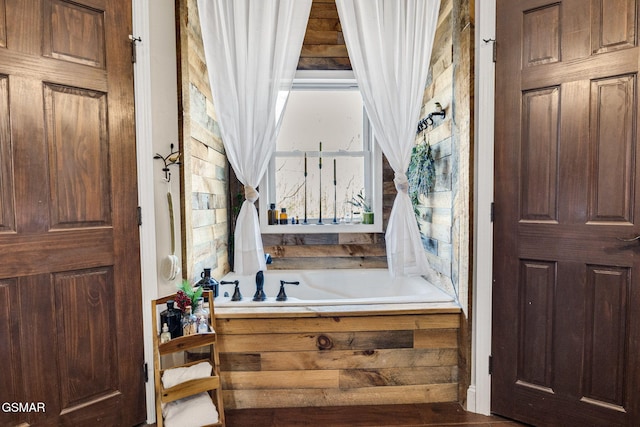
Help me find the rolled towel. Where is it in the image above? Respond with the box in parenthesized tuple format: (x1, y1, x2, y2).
(162, 361, 212, 389)
(162, 392, 218, 427)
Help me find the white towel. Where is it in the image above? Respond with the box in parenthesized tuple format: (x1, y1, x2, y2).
(162, 361, 212, 389)
(162, 392, 218, 427)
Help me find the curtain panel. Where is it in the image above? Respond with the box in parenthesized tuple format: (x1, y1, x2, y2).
(335, 0, 441, 276)
(197, 0, 311, 274)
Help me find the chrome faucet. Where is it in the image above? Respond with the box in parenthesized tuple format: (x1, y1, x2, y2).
(253, 271, 267, 301)
(276, 280, 299, 301)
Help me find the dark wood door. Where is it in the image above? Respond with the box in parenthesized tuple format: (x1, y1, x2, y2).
(0, 0, 145, 425)
(493, 1, 640, 425)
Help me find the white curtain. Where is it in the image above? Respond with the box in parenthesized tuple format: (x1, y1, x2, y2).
(197, 0, 311, 274)
(335, 0, 441, 276)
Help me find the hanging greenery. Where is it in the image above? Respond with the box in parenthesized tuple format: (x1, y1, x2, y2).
(407, 139, 436, 214)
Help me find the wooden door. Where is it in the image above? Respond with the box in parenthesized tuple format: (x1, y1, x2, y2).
(493, 1, 640, 425)
(0, 0, 145, 425)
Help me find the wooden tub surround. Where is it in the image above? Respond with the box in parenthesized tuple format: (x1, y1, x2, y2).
(215, 304, 461, 409)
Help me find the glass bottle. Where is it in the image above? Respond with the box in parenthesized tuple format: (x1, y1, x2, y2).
(196, 268, 219, 297)
(268, 203, 277, 225)
(181, 306, 197, 336)
(197, 316, 209, 334)
(279, 208, 288, 224)
(160, 300, 183, 338)
(193, 296, 209, 327)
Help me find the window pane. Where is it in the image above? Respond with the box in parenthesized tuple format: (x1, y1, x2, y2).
(277, 90, 363, 152)
(275, 155, 365, 223)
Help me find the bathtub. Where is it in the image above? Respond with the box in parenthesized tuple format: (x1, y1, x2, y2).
(212, 268, 461, 409)
(215, 268, 455, 308)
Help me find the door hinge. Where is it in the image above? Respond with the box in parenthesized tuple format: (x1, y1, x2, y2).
(143, 362, 149, 383)
(129, 35, 142, 63)
(490, 202, 495, 222)
(488, 355, 493, 375)
(483, 38, 497, 63)
(137, 206, 142, 226)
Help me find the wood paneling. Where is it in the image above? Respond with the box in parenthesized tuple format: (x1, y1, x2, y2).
(0, 74, 14, 232)
(591, 0, 636, 54)
(589, 75, 635, 222)
(177, 0, 230, 282)
(217, 311, 460, 409)
(517, 260, 556, 390)
(0, 280, 20, 426)
(44, 84, 110, 228)
(521, 88, 559, 221)
(522, 4, 560, 67)
(298, 0, 351, 70)
(583, 265, 629, 408)
(0, 0, 5, 48)
(54, 268, 118, 409)
(43, 0, 106, 68)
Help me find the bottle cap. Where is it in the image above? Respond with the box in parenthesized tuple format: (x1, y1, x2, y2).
(162, 323, 169, 332)
(270, 203, 276, 209)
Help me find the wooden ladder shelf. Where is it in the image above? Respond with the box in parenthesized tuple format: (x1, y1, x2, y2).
(151, 290, 225, 427)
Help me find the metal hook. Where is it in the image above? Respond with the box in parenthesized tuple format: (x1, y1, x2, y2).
(154, 143, 181, 182)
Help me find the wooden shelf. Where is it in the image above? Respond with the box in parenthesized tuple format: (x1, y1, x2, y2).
(158, 331, 217, 356)
(152, 290, 225, 427)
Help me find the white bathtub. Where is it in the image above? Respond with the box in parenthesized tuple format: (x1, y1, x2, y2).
(215, 268, 455, 307)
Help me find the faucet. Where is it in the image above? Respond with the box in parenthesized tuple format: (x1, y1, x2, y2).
(220, 280, 241, 301)
(253, 271, 267, 301)
(276, 280, 299, 301)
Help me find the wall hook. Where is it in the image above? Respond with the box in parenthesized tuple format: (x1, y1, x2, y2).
(416, 102, 446, 135)
(154, 143, 181, 182)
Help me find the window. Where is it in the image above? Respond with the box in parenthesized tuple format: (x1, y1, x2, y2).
(259, 71, 382, 233)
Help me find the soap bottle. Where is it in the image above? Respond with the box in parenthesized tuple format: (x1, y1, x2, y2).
(268, 203, 277, 225)
(279, 208, 288, 224)
(160, 323, 171, 343)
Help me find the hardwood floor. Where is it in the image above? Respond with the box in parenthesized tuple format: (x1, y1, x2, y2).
(224, 402, 528, 427)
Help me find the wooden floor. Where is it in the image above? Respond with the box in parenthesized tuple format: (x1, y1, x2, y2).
(223, 402, 528, 427)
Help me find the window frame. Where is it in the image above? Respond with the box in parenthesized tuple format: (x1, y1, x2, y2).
(259, 70, 383, 234)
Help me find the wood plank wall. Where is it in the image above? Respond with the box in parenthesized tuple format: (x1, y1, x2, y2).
(298, 0, 351, 70)
(176, 0, 230, 283)
(177, 0, 474, 407)
(216, 311, 461, 409)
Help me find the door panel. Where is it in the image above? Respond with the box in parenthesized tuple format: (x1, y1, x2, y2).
(0, 0, 144, 425)
(494, 1, 640, 425)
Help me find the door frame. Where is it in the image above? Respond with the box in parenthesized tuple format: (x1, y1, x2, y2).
(132, 0, 158, 422)
(467, 0, 495, 416)
(132, 0, 499, 421)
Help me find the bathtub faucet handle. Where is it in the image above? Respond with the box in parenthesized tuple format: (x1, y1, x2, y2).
(253, 271, 267, 301)
(220, 280, 242, 301)
(276, 280, 299, 301)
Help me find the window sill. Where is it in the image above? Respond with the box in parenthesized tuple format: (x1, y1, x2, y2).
(260, 223, 382, 234)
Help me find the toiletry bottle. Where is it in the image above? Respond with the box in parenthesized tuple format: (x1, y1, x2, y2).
(268, 203, 277, 225)
(197, 316, 208, 334)
(279, 208, 288, 224)
(160, 323, 172, 343)
(161, 299, 183, 338)
(182, 306, 197, 336)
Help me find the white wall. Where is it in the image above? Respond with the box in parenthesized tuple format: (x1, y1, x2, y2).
(133, 0, 181, 422)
